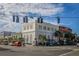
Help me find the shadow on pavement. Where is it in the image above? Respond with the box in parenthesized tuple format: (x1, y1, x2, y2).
(0, 47, 10, 51)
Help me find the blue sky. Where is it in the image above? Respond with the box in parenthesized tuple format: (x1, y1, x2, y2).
(43, 4, 79, 35)
(0, 3, 79, 35)
(57, 4, 79, 35)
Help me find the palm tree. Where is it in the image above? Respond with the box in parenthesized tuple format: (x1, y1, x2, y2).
(64, 32, 76, 45)
(39, 35, 47, 45)
(54, 30, 64, 45)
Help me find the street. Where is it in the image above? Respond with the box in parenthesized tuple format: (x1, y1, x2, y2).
(0, 45, 79, 56)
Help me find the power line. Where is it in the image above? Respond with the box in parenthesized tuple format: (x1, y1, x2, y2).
(50, 16, 79, 18)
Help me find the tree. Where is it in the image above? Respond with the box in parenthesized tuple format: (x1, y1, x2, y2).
(54, 30, 64, 45)
(64, 32, 76, 45)
(54, 31, 63, 37)
(39, 35, 47, 45)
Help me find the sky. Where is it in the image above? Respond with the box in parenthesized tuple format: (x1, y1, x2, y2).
(0, 3, 79, 35)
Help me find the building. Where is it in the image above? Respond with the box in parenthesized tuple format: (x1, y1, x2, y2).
(0, 31, 13, 38)
(59, 26, 72, 33)
(22, 17, 59, 45)
(0, 31, 22, 39)
(12, 32, 22, 39)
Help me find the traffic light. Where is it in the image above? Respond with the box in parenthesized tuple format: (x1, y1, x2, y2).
(16, 16, 19, 23)
(13, 15, 19, 23)
(37, 17, 43, 23)
(57, 16, 60, 24)
(13, 15, 15, 22)
(23, 16, 28, 23)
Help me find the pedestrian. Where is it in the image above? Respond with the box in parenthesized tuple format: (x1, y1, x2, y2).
(23, 42, 25, 47)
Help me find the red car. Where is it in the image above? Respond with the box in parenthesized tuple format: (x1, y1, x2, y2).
(15, 41, 22, 46)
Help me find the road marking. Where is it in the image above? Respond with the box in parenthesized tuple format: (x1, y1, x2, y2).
(59, 51, 73, 56)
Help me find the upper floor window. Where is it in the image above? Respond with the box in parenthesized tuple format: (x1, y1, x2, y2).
(47, 27, 50, 31)
(43, 26, 46, 30)
(39, 25, 42, 30)
(27, 25, 29, 30)
(30, 25, 33, 29)
(51, 28, 54, 31)
(24, 26, 26, 30)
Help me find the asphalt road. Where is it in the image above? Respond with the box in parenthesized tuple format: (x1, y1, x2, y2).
(0, 45, 79, 56)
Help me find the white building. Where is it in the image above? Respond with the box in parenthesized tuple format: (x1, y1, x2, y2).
(22, 17, 59, 45)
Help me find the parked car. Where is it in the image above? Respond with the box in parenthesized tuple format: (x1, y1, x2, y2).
(46, 39, 58, 46)
(11, 41, 16, 46)
(9, 42, 13, 46)
(3, 40, 8, 45)
(9, 41, 22, 46)
(15, 41, 22, 46)
(9, 42, 15, 46)
(77, 43, 79, 47)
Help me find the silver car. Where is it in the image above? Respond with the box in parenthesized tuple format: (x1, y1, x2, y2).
(77, 43, 79, 47)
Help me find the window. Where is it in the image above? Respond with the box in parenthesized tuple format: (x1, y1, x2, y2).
(51, 28, 53, 31)
(43, 26, 46, 30)
(39, 25, 42, 30)
(53, 28, 57, 32)
(27, 25, 29, 30)
(30, 34, 32, 40)
(30, 25, 33, 29)
(28, 34, 32, 44)
(47, 27, 50, 31)
(24, 26, 26, 30)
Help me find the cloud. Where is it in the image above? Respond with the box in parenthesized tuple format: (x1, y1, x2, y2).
(0, 3, 64, 32)
(0, 3, 64, 16)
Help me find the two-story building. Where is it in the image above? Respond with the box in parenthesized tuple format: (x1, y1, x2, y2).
(22, 17, 59, 45)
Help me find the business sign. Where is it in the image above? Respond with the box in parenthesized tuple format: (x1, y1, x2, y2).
(59, 26, 72, 32)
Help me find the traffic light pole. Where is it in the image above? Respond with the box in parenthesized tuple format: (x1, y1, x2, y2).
(57, 16, 60, 45)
